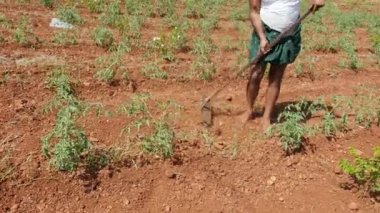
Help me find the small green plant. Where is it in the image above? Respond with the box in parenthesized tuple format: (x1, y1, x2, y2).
(13, 16, 39, 47)
(276, 112, 308, 154)
(142, 121, 174, 159)
(84, 0, 107, 13)
(0, 13, 11, 28)
(229, 5, 248, 21)
(321, 111, 338, 139)
(0, 35, 5, 44)
(201, 130, 214, 150)
(168, 26, 188, 51)
(370, 33, 380, 63)
(156, 0, 176, 17)
(333, 11, 364, 33)
(337, 113, 350, 132)
(16, 0, 30, 4)
(191, 36, 215, 57)
(183, 0, 225, 18)
(184, 0, 202, 18)
(94, 45, 126, 83)
(353, 87, 380, 128)
(140, 63, 168, 79)
(313, 36, 339, 53)
(119, 93, 150, 116)
(124, 15, 144, 39)
(0, 72, 9, 86)
(0, 148, 16, 183)
(339, 35, 360, 70)
(198, 15, 219, 35)
(52, 30, 77, 45)
(42, 68, 91, 171)
(92, 26, 114, 49)
(40, 0, 55, 8)
(340, 147, 380, 196)
(57, 7, 84, 25)
(271, 99, 324, 154)
(147, 35, 175, 62)
(229, 141, 239, 159)
(294, 60, 303, 77)
(183, 0, 210, 18)
(100, 0, 121, 27)
(190, 57, 216, 81)
(95, 67, 115, 83)
(125, 0, 153, 16)
(42, 105, 91, 171)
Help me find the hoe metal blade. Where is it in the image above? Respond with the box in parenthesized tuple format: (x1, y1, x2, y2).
(201, 99, 213, 126)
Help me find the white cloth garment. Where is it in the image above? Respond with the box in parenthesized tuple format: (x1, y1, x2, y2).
(260, 0, 300, 32)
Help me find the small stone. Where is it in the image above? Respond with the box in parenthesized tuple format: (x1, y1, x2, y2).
(128, 81, 137, 92)
(165, 170, 176, 179)
(10, 204, 19, 213)
(226, 95, 233, 101)
(14, 100, 25, 112)
(89, 137, 99, 142)
(279, 197, 284, 202)
(165, 205, 171, 212)
(83, 82, 90, 87)
(36, 203, 45, 211)
(124, 199, 130, 205)
(348, 202, 359, 211)
(214, 128, 222, 136)
(334, 166, 342, 175)
(267, 176, 276, 186)
(351, 187, 359, 193)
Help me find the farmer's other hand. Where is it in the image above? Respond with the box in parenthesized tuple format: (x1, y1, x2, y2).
(260, 39, 270, 54)
(310, 0, 325, 13)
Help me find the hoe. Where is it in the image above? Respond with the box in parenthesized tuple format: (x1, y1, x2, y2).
(200, 7, 314, 126)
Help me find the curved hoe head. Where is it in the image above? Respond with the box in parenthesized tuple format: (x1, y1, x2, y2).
(200, 99, 213, 126)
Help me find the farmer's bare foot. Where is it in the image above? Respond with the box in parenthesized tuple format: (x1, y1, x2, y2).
(262, 118, 271, 131)
(240, 110, 253, 124)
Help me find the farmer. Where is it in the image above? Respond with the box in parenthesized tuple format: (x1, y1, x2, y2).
(244, 0, 325, 130)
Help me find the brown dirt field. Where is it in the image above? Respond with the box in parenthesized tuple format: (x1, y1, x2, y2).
(1, 1, 380, 213)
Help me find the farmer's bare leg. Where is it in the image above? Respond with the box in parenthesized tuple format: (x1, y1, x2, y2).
(262, 64, 287, 130)
(242, 63, 267, 122)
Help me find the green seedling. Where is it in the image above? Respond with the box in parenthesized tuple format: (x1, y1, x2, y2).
(13, 16, 39, 47)
(156, 0, 176, 17)
(142, 121, 174, 159)
(40, 0, 55, 8)
(101, 0, 121, 27)
(119, 93, 151, 116)
(94, 45, 126, 83)
(84, 0, 107, 13)
(322, 111, 338, 139)
(140, 63, 168, 79)
(52, 30, 77, 45)
(57, 7, 84, 25)
(42, 68, 90, 172)
(0, 13, 11, 28)
(340, 147, 380, 195)
(92, 26, 114, 49)
(201, 130, 214, 150)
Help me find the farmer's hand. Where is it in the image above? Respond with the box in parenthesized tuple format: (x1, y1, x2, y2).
(260, 38, 270, 54)
(310, 0, 325, 13)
